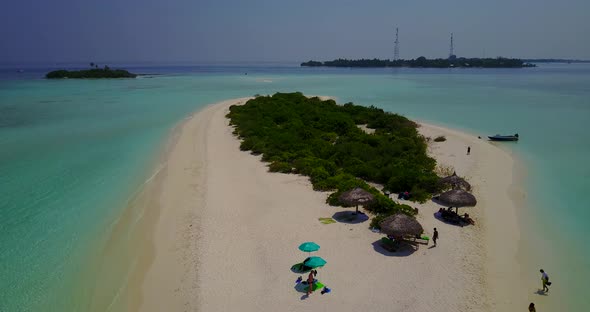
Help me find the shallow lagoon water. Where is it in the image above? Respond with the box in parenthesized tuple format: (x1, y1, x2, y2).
(0, 64, 588, 311)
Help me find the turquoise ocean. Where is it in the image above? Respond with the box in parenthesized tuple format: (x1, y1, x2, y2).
(0, 64, 588, 311)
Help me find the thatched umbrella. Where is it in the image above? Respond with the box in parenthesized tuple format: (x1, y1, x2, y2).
(438, 171, 471, 191)
(379, 213, 424, 238)
(438, 189, 477, 213)
(338, 187, 375, 214)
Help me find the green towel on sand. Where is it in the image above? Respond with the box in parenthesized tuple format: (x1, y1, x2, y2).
(304, 281, 325, 292)
(319, 218, 336, 224)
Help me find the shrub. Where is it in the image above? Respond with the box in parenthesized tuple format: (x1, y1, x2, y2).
(269, 162, 292, 173)
(310, 167, 330, 184)
(227, 92, 440, 213)
(370, 213, 390, 229)
(240, 138, 255, 151)
(434, 135, 446, 142)
(45, 68, 136, 79)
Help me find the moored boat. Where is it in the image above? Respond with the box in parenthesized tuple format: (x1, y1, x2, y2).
(488, 133, 519, 141)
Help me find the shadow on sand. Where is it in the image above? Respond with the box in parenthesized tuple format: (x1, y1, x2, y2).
(332, 211, 369, 224)
(433, 212, 468, 227)
(290, 263, 312, 274)
(371, 240, 416, 257)
(294, 280, 323, 294)
(534, 290, 549, 296)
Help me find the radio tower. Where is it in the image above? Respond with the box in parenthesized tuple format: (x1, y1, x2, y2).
(393, 27, 400, 61)
(449, 33, 454, 59)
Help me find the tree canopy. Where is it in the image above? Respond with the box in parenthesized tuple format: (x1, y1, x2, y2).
(227, 92, 442, 216)
(301, 57, 535, 68)
(46, 67, 137, 79)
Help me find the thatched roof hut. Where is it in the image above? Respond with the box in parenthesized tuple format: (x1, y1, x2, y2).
(379, 213, 424, 238)
(438, 172, 471, 191)
(338, 187, 375, 214)
(438, 189, 477, 208)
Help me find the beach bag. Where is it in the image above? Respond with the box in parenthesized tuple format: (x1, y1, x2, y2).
(543, 275, 551, 286)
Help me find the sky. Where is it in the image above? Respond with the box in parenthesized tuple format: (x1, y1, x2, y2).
(1, 0, 589, 65)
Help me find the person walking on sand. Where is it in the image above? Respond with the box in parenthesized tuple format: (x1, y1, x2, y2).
(433, 228, 439, 247)
(540, 269, 550, 292)
(467, 146, 471, 155)
(528, 302, 536, 312)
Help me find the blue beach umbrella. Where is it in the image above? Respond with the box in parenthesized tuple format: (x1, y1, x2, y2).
(298, 242, 320, 253)
(303, 256, 327, 268)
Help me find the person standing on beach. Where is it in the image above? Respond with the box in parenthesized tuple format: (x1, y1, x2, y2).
(433, 228, 439, 247)
(540, 269, 550, 292)
(306, 270, 315, 295)
(467, 146, 471, 155)
(528, 302, 536, 312)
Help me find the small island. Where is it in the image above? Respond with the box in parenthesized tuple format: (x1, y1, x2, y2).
(46, 63, 137, 79)
(301, 57, 535, 68)
(523, 58, 590, 63)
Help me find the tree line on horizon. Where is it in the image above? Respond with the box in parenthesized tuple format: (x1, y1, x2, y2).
(301, 57, 535, 68)
(46, 63, 137, 79)
(522, 58, 590, 63)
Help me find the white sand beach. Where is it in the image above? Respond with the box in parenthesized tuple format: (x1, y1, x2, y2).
(137, 98, 527, 312)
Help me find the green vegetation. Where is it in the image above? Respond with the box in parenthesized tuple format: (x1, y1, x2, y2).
(523, 58, 590, 63)
(301, 57, 535, 68)
(434, 136, 446, 142)
(46, 65, 137, 79)
(227, 92, 442, 218)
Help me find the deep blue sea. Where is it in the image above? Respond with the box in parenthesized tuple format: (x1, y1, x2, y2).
(1, 63, 588, 311)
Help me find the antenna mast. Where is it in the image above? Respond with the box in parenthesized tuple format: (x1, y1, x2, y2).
(393, 27, 400, 61)
(449, 33, 454, 58)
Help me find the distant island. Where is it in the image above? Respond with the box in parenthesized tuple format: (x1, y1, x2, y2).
(523, 58, 590, 63)
(46, 63, 137, 79)
(301, 57, 535, 68)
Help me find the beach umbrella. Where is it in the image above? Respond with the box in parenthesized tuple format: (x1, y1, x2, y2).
(338, 187, 375, 214)
(438, 189, 477, 207)
(378, 213, 424, 239)
(303, 256, 327, 268)
(437, 189, 477, 213)
(438, 171, 471, 191)
(298, 242, 320, 254)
